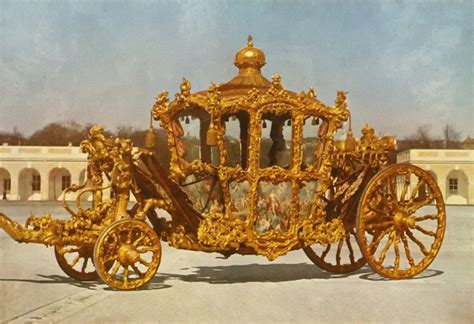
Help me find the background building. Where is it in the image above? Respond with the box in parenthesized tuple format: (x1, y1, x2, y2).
(0, 145, 87, 201)
(397, 149, 474, 205)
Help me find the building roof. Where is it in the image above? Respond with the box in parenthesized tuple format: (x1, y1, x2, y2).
(463, 136, 474, 145)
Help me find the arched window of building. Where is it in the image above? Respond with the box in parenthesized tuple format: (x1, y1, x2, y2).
(19, 168, 41, 201)
(48, 168, 72, 200)
(0, 168, 11, 199)
(445, 169, 469, 204)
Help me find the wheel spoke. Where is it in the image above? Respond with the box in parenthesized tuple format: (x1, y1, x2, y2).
(388, 177, 397, 199)
(70, 254, 81, 268)
(131, 264, 144, 277)
(365, 220, 393, 231)
(346, 235, 355, 264)
(399, 173, 410, 202)
(400, 232, 415, 267)
(394, 236, 400, 271)
(81, 257, 89, 273)
(62, 247, 80, 254)
(408, 195, 435, 213)
(409, 178, 425, 202)
(414, 225, 436, 237)
(133, 234, 146, 247)
(415, 214, 438, 221)
(138, 257, 151, 267)
(406, 229, 429, 256)
(123, 267, 129, 284)
(109, 232, 119, 244)
(320, 244, 331, 261)
(336, 239, 343, 266)
(369, 227, 392, 253)
(367, 205, 388, 217)
(136, 246, 160, 253)
(104, 255, 118, 264)
(378, 232, 395, 264)
(110, 261, 121, 277)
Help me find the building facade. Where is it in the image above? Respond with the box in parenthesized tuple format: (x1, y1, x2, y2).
(0, 145, 87, 201)
(397, 149, 474, 205)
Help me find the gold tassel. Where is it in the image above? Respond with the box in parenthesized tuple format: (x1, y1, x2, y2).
(345, 129, 356, 152)
(145, 127, 156, 150)
(206, 124, 218, 146)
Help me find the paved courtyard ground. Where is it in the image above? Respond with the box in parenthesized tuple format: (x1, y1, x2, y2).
(0, 202, 472, 323)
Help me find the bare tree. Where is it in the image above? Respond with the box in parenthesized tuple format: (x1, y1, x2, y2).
(0, 127, 26, 145)
(442, 123, 461, 149)
(404, 124, 436, 149)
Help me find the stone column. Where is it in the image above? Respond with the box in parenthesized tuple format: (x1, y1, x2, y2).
(40, 169, 49, 200)
(9, 169, 19, 200)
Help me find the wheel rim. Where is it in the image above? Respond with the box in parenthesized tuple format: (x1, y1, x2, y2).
(356, 164, 446, 279)
(55, 244, 99, 281)
(94, 219, 161, 290)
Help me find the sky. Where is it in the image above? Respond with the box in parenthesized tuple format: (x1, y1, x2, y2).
(0, 0, 472, 139)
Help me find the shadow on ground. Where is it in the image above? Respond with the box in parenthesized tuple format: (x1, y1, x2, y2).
(144, 263, 372, 289)
(0, 264, 443, 291)
(0, 274, 101, 290)
(359, 268, 443, 281)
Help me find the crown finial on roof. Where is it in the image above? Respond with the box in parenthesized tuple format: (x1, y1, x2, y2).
(247, 35, 253, 47)
(234, 35, 266, 71)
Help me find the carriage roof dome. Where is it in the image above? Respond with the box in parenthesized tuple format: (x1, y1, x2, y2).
(213, 35, 273, 94)
(234, 35, 266, 70)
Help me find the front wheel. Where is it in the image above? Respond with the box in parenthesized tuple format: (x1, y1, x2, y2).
(94, 219, 161, 290)
(356, 164, 446, 279)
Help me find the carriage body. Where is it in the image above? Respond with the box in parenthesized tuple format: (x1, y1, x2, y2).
(0, 37, 446, 290)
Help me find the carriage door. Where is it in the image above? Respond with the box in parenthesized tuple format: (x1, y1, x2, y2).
(255, 113, 293, 233)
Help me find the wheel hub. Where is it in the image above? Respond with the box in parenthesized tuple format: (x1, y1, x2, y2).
(393, 210, 415, 231)
(117, 244, 139, 266)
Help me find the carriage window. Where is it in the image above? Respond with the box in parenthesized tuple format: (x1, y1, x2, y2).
(302, 116, 327, 170)
(259, 114, 292, 168)
(181, 174, 224, 213)
(255, 181, 292, 233)
(298, 180, 319, 220)
(222, 112, 249, 169)
(229, 180, 249, 220)
(173, 109, 212, 166)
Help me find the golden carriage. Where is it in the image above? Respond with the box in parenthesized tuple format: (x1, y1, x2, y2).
(0, 37, 446, 290)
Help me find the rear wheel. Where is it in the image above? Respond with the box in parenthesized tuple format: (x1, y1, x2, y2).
(356, 164, 446, 279)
